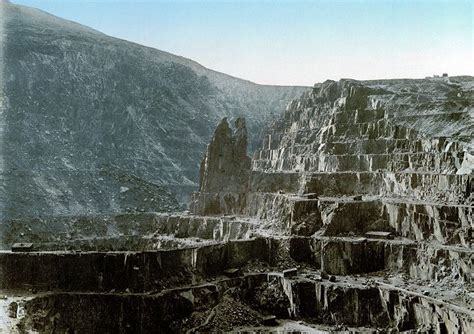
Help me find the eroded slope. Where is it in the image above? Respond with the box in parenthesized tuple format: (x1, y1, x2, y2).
(1, 2, 307, 220)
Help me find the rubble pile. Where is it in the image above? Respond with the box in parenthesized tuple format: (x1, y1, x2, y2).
(0, 78, 472, 333)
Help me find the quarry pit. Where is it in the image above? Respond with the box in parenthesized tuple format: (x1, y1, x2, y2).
(1, 79, 473, 333)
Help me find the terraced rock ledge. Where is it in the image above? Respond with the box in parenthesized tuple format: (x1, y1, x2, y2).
(1, 78, 473, 333)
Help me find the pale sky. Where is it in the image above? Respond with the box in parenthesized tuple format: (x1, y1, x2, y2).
(13, 0, 474, 86)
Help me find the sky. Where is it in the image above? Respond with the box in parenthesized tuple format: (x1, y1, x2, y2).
(12, 0, 474, 86)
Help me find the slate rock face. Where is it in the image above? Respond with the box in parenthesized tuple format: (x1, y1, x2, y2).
(199, 117, 251, 193)
(1, 75, 473, 332)
(191, 77, 473, 241)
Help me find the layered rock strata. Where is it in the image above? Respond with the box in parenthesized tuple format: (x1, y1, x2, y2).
(183, 77, 473, 332)
(1, 77, 473, 333)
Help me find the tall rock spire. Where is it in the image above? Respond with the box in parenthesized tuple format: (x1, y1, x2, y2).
(198, 117, 251, 193)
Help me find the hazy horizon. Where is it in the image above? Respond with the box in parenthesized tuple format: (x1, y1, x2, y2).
(12, 0, 474, 86)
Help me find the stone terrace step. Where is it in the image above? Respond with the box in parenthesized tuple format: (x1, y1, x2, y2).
(259, 120, 419, 149)
(328, 108, 386, 124)
(322, 138, 463, 155)
(3, 213, 256, 246)
(0, 238, 272, 293)
(243, 192, 472, 243)
(322, 119, 419, 142)
(191, 189, 472, 245)
(250, 169, 467, 200)
(301, 171, 469, 204)
(249, 170, 301, 193)
(272, 138, 464, 156)
(284, 274, 473, 332)
(255, 145, 464, 162)
(3, 234, 471, 295)
(7, 271, 474, 333)
(318, 152, 462, 173)
(289, 236, 472, 283)
(253, 151, 464, 173)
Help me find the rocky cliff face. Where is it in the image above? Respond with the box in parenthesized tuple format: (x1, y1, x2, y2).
(248, 78, 473, 246)
(2, 77, 473, 333)
(191, 117, 251, 214)
(0, 2, 307, 220)
(198, 117, 251, 193)
(192, 77, 473, 233)
(175, 77, 474, 332)
(1, 2, 473, 332)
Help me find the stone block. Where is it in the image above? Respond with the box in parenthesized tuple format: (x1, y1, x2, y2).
(262, 315, 277, 326)
(223, 268, 241, 278)
(11, 243, 34, 252)
(283, 268, 298, 278)
(365, 231, 393, 240)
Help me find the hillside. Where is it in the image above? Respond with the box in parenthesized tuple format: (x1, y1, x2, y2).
(0, 2, 307, 219)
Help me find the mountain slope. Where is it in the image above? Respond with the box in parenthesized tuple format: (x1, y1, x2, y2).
(0, 2, 307, 219)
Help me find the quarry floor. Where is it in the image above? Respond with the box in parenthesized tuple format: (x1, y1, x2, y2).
(0, 228, 472, 333)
